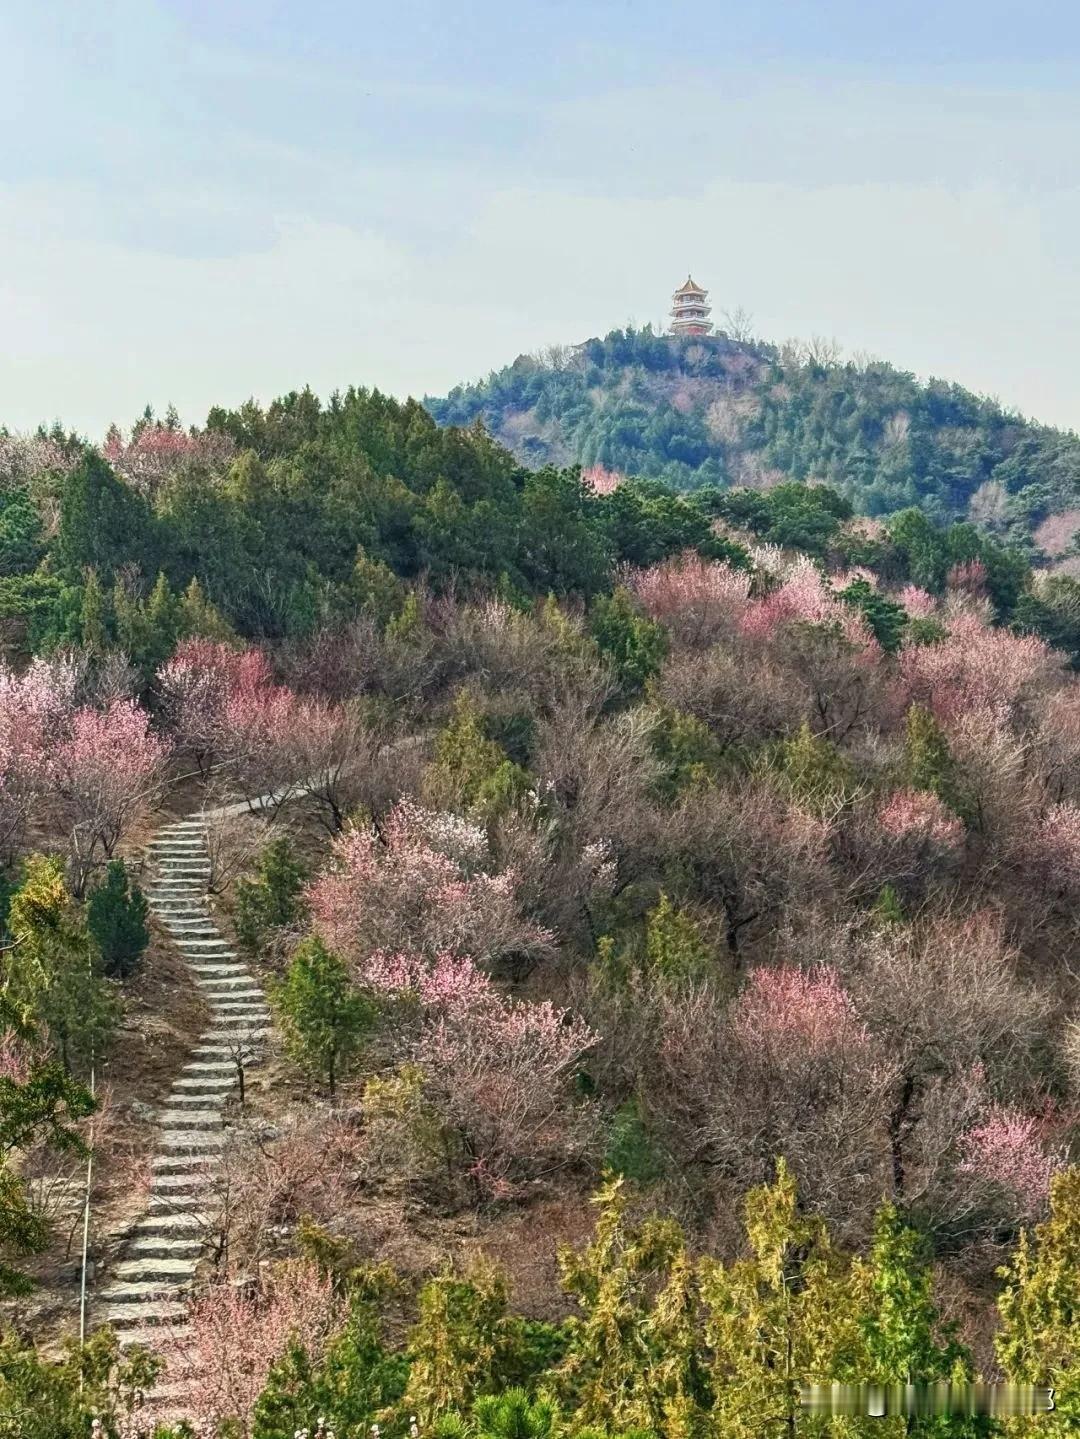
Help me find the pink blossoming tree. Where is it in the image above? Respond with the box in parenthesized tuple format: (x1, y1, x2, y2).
(628, 552, 751, 647)
(843, 787, 965, 907)
(163, 1258, 340, 1437)
(959, 1104, 1062, 1219)
(731, 964, 867, 1057)
(308, 799, 553, 971)
(581, 463, 625, 496)
(1017, 802, 1080, 901)
(899, 614, 1059, 727)
(102, 420, 235, 496)
(52, 698, 171, 895)
(0, 657, 79, 860)
(357, 946, 596, 1195)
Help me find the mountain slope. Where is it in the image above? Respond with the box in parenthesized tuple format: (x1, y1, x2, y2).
(426, 327, 1080, 557)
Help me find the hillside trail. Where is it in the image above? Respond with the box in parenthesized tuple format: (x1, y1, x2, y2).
(95, 794, 282, 1419)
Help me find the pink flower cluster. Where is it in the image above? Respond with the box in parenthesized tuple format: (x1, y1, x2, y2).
(732, 964, 867, 1056)
(102, 421, 235, 492)
(897, 584, 937, 620)
(581, 463, 625, 495)
(876, 788, 964, 850)
(629, 553, 751, 643)
(0, 1029, 31, 1085)
(959, 1104, 1061, 1217)
(899, 614, 1058, 726)
(356, 944, 596, 1193)
(53, 698, 171, 885)
(166, 1259, 339, 1435)
(358, 949, 497, 1012)
(739, 556, 879, 657)
(158, 639, 274, 758)
(0, 432, 80, 485)
(0, 659, 168, 869)
(309, 799, 553, 968)
(946, 559, 989, 597)
(158, 637, 308, 795)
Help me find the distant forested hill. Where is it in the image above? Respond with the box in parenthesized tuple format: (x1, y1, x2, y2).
(427, 326, 1080, 557)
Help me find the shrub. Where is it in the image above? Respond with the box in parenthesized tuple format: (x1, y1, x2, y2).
(86, 860, 149, 979)
(269, 937, 373, 1097)
(234, 836, 308, 959)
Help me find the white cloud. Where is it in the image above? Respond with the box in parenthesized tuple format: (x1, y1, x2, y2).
(3, 62, 1080, 435)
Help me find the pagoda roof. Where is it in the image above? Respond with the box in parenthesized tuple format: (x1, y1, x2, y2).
(674, 275, 707, 296)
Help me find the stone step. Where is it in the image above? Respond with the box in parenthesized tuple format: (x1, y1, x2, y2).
(201, 1026, 269, 1042)
(102, 1279, 192, 1303)
(105, 1300, 189, 1328)
(115, 1324, 189, 1353)
(157, 1132, 227, 1152)
(157, 1110, 225, 1129)
(127, 1233, 203, 1254)
(198, 981, 261, 997)
(148, 1171, 215, 1193)
(172, 1075, 235, 1091)
(113, 1256, 199, 1284)
(148, 1195, 210, 1215)
(137, 1210, 209, 1232)
(173, 936, 233, 948)
(162, 1090, 229, 1108)
(151, 1149, 220, 1172)
(162, 1091, 229, 1110)
(140, 1206, 208, 1227)
(180, 1059, 238, 1074)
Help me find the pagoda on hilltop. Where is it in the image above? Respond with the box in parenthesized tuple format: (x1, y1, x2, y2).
(669, 275, 713, 336)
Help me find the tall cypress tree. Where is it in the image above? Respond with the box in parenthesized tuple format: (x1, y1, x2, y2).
(56, 451, 156, 581)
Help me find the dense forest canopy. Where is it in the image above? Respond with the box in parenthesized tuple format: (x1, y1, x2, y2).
(3, 376, 1080, 1435)
(426, 326, 1080, 554)
(3, 375, 1080, 668)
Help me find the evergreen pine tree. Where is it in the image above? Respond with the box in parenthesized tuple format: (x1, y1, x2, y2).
(269, 937, 372, 1096)
(78, 569, 110, 654)
(86, 861, 150, 980)
(644, 893, 712, 981)
(234, 837, 308, 958)
(5, 857, 117, 1078)
(176, 576, 234, 641)
(996, 1168, 1080, 1434)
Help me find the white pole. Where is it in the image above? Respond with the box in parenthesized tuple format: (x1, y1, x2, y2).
(79, 998, 96, 1352)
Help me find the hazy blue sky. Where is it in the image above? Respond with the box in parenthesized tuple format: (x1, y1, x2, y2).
(4, 0, 1080, 435)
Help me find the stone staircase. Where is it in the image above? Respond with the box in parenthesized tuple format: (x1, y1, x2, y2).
(99, 815, 272, 1405)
